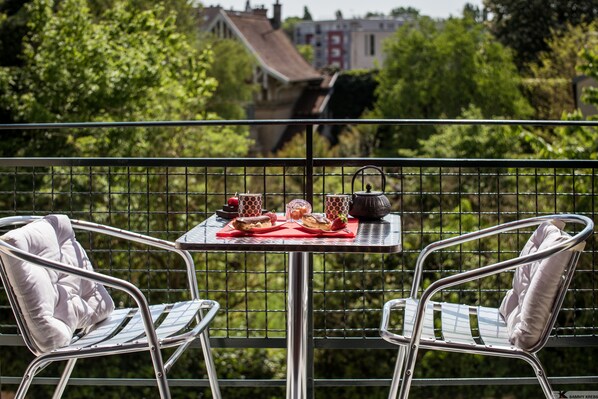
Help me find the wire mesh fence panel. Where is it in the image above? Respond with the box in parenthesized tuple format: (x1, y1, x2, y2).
(0, 159, 596, 342)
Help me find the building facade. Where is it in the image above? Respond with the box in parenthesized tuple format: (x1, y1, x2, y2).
(294, 17, 406, 70)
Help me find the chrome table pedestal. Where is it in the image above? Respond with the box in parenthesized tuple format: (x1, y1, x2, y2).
(287, 252, 309, 398)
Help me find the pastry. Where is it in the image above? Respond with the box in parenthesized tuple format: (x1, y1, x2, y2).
(286, 199, 312, 220)
(301, 213, 332, 231)
(232, 215, 272, 231)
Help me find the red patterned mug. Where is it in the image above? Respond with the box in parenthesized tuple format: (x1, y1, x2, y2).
(325, 194, 351, 220)
(238, 193, 262, 217)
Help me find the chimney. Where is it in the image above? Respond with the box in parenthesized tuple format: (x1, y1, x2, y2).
(252, 6, 268, 17)
(272, 0, 282, 29)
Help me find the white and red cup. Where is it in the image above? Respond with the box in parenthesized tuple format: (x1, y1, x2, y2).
(325, 194, 351, 220)
(238, 193, 263, 217)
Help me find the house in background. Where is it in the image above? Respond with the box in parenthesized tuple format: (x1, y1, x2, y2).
(201, 1, 337, 153)
(294, 16, 406, 70)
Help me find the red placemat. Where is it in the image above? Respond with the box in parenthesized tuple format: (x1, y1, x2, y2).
(216, 217, 358, 238)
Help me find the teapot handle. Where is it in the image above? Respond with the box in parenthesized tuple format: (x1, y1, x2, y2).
(351, 165, 386, 194)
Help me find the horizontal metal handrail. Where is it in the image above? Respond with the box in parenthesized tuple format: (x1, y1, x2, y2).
(1, 117, 598, 130)
(0, 157, 597, 168)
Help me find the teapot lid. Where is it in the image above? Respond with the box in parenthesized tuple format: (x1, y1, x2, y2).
(351, 166, 387, 196)
(354, 184, 384, 196)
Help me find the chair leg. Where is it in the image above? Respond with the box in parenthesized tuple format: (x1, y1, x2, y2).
(397, 343, 419, 399)
(148, 347, 171, 399)
(15, 358, 51, 399)
(199, 329, 222, 399)
(522, 353, 554, 399)
(388, 346, 407, 399)
(52, 359, 77, 399)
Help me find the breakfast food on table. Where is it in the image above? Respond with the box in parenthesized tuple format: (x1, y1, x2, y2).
(286, 199, 312, 220)
(232, 215, 272, 231)
(330, 214, 348, 231)
(216, 193, 240, 219)
(325, 194, 351, 220)
(301, 213, 332, 231)
(227, 194, 239, 208)
(264, 211, 278, 223)
(238, 193, 263, 217)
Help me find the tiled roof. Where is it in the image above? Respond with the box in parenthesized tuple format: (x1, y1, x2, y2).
(292, 72, 338, 116)
(223, 11, 322, 83)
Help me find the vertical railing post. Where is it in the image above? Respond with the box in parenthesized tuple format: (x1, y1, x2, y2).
(305, 124, 314, 398)
(305, 124, 314, 205)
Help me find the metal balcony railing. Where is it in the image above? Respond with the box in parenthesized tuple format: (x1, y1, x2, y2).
(0, 119, 596, 396)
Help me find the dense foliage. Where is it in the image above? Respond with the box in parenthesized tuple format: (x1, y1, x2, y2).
(0, 0, 29, 68)
(523, 22, 597, 120)
(522, 24, 598, 160)
(372, 14, 531, 155)
(0, 0, 252, 158)
(483, 0, 598, 67)
(329, 70, 378, 120)
(203, 38, 256, 120)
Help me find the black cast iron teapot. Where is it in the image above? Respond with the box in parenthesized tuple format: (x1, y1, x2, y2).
(349, 165, 391, 219)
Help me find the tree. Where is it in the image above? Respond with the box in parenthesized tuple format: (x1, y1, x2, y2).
(282, 16, 301, 41)
(372, 15, 531, 155)
(579, 49, 598, 107)
(0, 0, 30, 67)
(462, 3, 483, 22)
(202, 38, 257, 120)
(0, 0, 201, 69)
(0, 0, 220, 126)
(335, 9, 343, 20)
(296, 44, 314, 64)
(414, 105, 528, 158)
(523, 22, 598, 120)
(89, 0, 201, 32)
(302, 6, 312, 21)
(389, 6, 419, 19)
(525, 46, 598, 160)
(483, 0, 598, 67)
(0, 0, 252, 158)
(329, 70, 378, 119)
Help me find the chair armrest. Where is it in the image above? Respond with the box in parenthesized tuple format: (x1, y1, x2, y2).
(0, 243, 163, 354)
(0, 242, 150, 303)
(381, 248, 560, 343)
(70, 219, 200, 300)
(410, 214, 592, 297)
(411, 214, 592, 331)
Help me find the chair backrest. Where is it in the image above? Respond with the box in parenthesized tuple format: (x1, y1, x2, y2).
(499, 216, 592, 352)
(0, 215, 114, 355)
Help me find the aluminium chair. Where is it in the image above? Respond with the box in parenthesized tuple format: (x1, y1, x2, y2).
(0, 214, 221, 399)
(380, 214, 593, 399)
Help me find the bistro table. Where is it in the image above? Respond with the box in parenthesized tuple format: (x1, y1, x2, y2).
(175, 213, 402, 399)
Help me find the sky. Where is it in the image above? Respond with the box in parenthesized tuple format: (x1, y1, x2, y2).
(204, 0, 484, 20)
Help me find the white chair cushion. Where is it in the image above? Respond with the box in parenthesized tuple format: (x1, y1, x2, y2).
(0, 215, 114, 352)
(499, 220, 578, 350)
